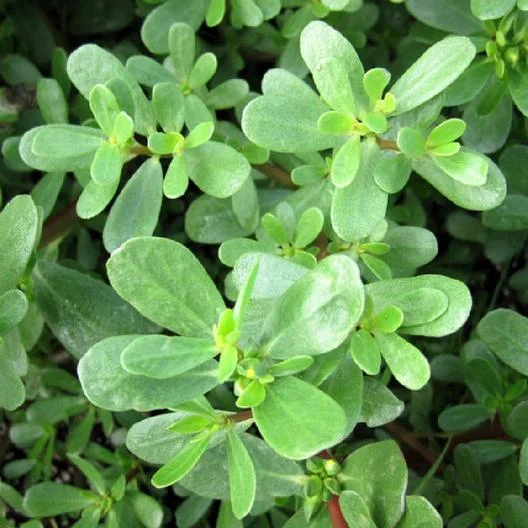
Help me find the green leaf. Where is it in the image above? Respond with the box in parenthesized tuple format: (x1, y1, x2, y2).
(406, 0, 484, 34)
(67, 44, 155, 135)
(67, 454, 106, 496)
(438, 404, 493, 433)
(376, 332, 430, 390)
(0, 351, 25, 411)
(320, 352, 363, 434)
(168, 23, 195, 81)
(77, 178, 120, 220)
(471, 0, 516, 20)
(339, 491, 376, 528)
(141, 0, 207, 55)
(397, 496, 442, 528)
(188, 53, 217, 89)
(112, 112, 134, 144)
(397, 127, 426, 158)
(152, 82, 185, 133)
(372, 305, 404, 333)
(103, 158, 163, 252)
(293, 207, 324, 248)
(127, 492, 164, 528)
(90, 143, 122, 186)
(152, 433, 212, 488)
(0, 290, 28, 334)
(107, 237, 225, 337)
(263, 254, 364, 358)
(269, 356, 314, 377)
(501, 495, 528, 528)
(363, 68, 391, 103)
(242, 68, 340, 153)
(413, 154, 506, 211)
(227, 429, 256, 519)
(391, 37, 476, 115)
(185, 122, 214, 149)
(374, 152, 411, 194)
(163, 154, 189, 199)
(360, 380, 403, 427)
(394, 288, 449, 327)
(0, 195, 38, 297)
(432, 150, 488, 186)
(300, 21, 366, 114)
(120, 335, 217, 378)
(66, 407, 96, 455)
(427, 118, 466, 147)
(507, 67, 528, 117)
(331, 139, 388, 242)
(89, 84, 120, 137)
(24, 482, 97, 517)
(185, 142, 250, 198)
(482, 195, 528, 231)
(37, 78, 68, 124)
(478, 309, 528, 375)
(340, 440, 407, 528)
(206, 0, 226, 26)
(253, 376, 346, 459)
(78, 336, 219, 411)
(331, 136, 361, 188)
(349, 330, 381, 375)
(367, 275, 471, 337)
(33, 260, 155, 359)
(20, 125, 105, 172)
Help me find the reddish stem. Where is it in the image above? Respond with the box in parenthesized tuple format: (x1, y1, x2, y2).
(327, 495, 348, 528)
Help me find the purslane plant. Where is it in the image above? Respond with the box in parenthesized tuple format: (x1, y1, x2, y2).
(1, 0, 528, 526)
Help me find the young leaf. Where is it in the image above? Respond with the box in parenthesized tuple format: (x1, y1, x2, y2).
(331, 138, 388, 242)
(293, 207, 324, 248)
(376, 332, 430, 390)
(67, 454, 106, 496)
(152, 82, 185, 133)
(152, 433, 212, 488)
(168, 22, 196, 81)
(227, 429, 257, 519)
(164, 154, 189, 199)
(349, 330, 381, 375)
(90, 143, 122, 186)
(107, 237, 225, 337)
(397, 496, 442, 528)
(397, 127, 426, 158)
(120, 335, 217, 378)
(427, 118, 466, 147)
(252, 376, 347, 459)
(89, 84, 120, 136)
(373, 151, 411, 194)
(331, 135, 361, 188)
(185, 121, 214, 149)
(188, 52, 217, 89)
(433, 151, 488, 186)
(339, 491, 376, 528)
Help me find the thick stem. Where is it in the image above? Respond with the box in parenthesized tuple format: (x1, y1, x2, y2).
(254, 162, 297, 189)
(327, 495, 348, 528)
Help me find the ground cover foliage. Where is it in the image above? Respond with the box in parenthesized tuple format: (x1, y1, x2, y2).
(1, 0, 528, 526)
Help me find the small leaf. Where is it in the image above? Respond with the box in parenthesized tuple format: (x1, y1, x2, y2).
(185, 121, 214, 149)
(331, 135, 361, 188)
(152, 82, 185, 133)
(397, 127, 426, 158)
(349, 330, 381, 375)
(188, 52, 217, 89)
(89, 84, 120, 136)
(433, 151, 488, 186)
(427, 118, 466, 147)
(376, 332, 430, 390)
(363, 68, 391, 103)
(236, 380, 266, 408)
(226, 429, 257, 519)
(152, 433, 212, 488)
(90, 143, 122, 186)
(164, 154, 189, 198)
(293, 207, 324, 248)
(372, 305, 404, 333)
(121, 335, 217, 378)
(373, 152, 411, 194)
